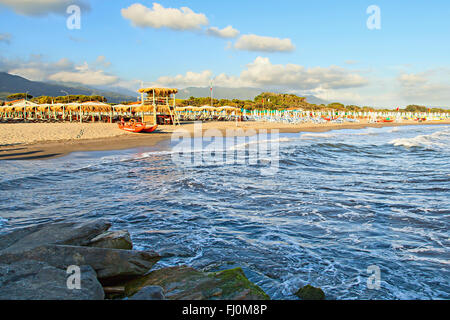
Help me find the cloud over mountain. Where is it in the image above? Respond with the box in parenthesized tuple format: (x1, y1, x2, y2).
(154, 56, 368, 91)
(0, 55, 118, 86)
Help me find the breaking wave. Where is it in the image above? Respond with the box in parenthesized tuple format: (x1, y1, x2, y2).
(389, 128, 450, 150)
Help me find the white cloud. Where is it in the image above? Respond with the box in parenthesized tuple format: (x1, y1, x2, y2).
(398, 73, 427, 87)
(9, 67, 48, 81)
(53, 57, 74, 70)
(234, 34, 295, 52)
(397, 70, 450, 105)
(2, 55, 73, 81)
(48, 63, 118, 86)
(0, 33, 11, 44)
(94, 55, 111, 68)
(241, 57, 367, 90)
(1, 55, 119, 86)
(0, 0, 90, 16)
(156, 70, 214, 88)
(121, 2, 208, 31)
(153, 56, 368, 91)
(207, 25, 239, 39)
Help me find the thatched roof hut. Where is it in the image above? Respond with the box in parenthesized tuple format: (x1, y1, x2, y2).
(138, 88, 178, 96)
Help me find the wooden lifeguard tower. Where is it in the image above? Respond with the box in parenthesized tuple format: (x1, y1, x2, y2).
(137, 87, 180, 125)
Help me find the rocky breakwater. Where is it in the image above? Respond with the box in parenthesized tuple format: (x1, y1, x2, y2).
(0, 219, 269, 300)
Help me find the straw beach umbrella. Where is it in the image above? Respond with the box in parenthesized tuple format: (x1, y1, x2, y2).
(64, 102, 81, 122)
(11, 100, 38, 119)
(80, 101, 111, 122)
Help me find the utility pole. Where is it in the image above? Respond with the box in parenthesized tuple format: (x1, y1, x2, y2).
(61, 90, 69, 103)
(61, 90, 69, 122)
(24, 91, 29, 119)
(210, 79, 213, 107)
(140, 81, 144, 104)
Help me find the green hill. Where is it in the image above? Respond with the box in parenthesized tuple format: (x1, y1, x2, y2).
(0, 72, 136, 103)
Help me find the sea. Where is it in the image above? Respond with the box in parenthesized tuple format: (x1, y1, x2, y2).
(0, 124, 449, 300)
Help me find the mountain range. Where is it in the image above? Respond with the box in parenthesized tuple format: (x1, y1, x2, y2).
(0, 72, 136, 103)
(0, 72, 328, 105)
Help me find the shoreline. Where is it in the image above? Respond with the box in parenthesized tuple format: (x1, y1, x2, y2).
(1, 120, 449, 160)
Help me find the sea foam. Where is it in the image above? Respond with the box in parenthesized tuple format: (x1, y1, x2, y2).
(389, 128, 450, 149)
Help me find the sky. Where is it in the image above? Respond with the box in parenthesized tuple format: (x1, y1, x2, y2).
(0, 0, 449, 107)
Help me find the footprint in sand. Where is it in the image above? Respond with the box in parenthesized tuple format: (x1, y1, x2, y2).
(76, 129, 85, 139)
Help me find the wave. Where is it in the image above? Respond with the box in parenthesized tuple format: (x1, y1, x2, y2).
(389, 129, 450, 150)
(300, 133, 335, 139)
(230, 137, 292, 150)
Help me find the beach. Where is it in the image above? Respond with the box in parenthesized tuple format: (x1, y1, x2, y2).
(1, 123, 449, 299)
(1, 120, 450, 160)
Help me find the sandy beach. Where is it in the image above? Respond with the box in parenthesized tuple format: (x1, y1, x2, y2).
(1, 120, 449, 160)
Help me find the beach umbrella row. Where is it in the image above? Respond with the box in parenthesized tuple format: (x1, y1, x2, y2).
(175, 106, 240, 112)
(1, 101, 113, 112)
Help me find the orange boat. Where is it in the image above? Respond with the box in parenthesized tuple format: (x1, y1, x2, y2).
(118, 119, 158, 133)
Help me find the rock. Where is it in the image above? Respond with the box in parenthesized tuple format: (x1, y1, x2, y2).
(295, 284, 325, 300)
(0, 224, 46, 251)
(157, 244, 195, 258)
(88, 230, 132, 250)
(129, 286, 165, 300)
(0, 219, 111, 254)
(123, 266, 270, 300)
(0, 244, 160, 284)
(0, 260, 104, 300)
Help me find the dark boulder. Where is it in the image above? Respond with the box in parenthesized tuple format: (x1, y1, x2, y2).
(0, 219, 111, 254)
(0, 244, 160, 284)
(0, 260, 104, 300)
(88, 230, 132, 250)
(295, 284, 325, 300)
(129, 286, 166, 300)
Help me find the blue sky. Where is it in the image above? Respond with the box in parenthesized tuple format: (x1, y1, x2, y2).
(0, 0, 449, 107)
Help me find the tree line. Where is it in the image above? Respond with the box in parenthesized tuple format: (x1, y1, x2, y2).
(2, 93, 107, 105)
(178, 93, 449, 113)
(1, 92, 448, 113)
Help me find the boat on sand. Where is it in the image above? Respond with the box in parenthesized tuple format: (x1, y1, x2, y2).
(118, 119, 158, 133)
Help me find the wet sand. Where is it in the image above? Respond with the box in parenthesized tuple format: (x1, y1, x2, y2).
(1, 120, 449, 160)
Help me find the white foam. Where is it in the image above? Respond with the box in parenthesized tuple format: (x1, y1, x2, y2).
(300, 133, 335, 139)
(407, 246, 446, 254)
(388, 127, 400, 133)
(228, 137, 292, 151)
(389, 128, 450, 149)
